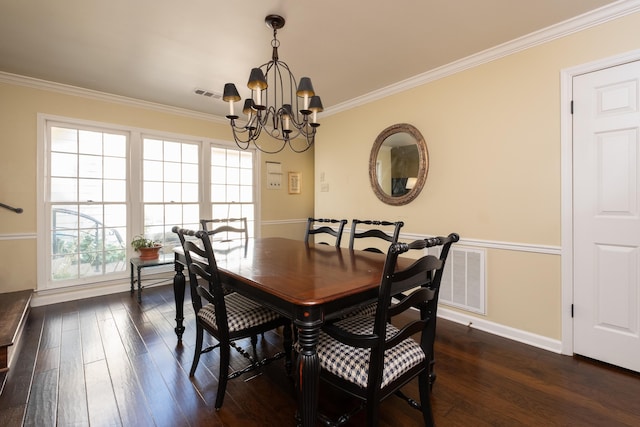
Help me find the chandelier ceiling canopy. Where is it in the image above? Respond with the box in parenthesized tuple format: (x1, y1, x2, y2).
(223, 15, 322, 154)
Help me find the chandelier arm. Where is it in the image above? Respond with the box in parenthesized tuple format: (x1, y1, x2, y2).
(254, 127, 289, 154)
(273, 62, 283, 133)
(274, 59, 304, 123)
(292, 126, 316, 153)
(228, 120, 255, 148)
(230, 120, 288, 154)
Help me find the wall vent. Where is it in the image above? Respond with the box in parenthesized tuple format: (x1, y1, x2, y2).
(430, 245, 486, 314)
(194, 88, 222, 99)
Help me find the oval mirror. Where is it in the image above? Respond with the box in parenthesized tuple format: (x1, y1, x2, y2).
(369, 123, 428, 206)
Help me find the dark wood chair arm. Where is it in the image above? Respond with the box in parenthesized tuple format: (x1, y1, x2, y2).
(195, 284, 215, 305)
(322, 322, 379, 349)
(385, 319, 427, 349)
(388, 288, 432, 317)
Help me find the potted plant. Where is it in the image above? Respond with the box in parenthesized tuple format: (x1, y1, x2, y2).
(131, 234, 162, 260)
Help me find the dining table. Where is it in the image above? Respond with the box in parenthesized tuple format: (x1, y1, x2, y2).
(171, 237, 413, 427)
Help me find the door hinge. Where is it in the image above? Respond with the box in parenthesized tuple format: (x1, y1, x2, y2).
(570, 100, 574, 114)
(571, 304, 574, 318)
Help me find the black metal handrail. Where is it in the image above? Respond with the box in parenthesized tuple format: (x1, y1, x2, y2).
(0, 202, 23, 214)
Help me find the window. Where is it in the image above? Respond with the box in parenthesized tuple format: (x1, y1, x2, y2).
(142, 137, 200, 249)
(40, 117, 258, 290)
(210, 146, 255, 238)
(47, 124, 128, 283)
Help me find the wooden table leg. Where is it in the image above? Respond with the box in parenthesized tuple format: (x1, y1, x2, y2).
(173, 259, 186, 342)
(137, 266, 143, 303)
(130, 262, 135, 295)
(295, 308, 323, 427)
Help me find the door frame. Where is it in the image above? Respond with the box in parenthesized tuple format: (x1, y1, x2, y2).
(560, 48, 640, 355)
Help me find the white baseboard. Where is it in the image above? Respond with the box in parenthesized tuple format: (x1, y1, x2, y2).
(438, 307, 562, 354)
(31, 277, 562, 355)
(32, 281, 133, 307)
(6, 309, 28, 374)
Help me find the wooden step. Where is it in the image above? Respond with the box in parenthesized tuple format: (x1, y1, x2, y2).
(0, 290, 32, 376)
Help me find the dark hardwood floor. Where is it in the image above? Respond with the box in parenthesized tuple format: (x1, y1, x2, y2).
(1, 283, 640, 426)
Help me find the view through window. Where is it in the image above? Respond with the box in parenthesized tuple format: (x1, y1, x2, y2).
(142, 137, 200, 251)
(42, 118, 256, 289)
(210, 146, 255, 240)
(48, 125, 128, 281)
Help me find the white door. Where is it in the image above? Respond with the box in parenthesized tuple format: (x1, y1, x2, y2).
(573, 60, 640, 372)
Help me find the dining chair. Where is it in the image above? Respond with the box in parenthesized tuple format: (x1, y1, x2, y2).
(304, 217, 348, 247)
(348, 219, 404, 253)
(315, 233, 459, 426)
(200, 217, 249, 246)
(172, 226, 292, 410)
(344, 219, 404, 317)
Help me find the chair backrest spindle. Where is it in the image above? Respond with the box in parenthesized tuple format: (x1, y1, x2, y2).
(349, 219, 404, 253)
(304, 217, 348, 247)
(200, 217, 249, 246)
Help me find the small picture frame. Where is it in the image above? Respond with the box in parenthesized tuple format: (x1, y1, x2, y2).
(288, 172, 301, 194)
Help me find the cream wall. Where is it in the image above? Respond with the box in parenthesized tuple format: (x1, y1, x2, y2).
(1, 10, 638, 343)
(260, 147, 315, 239)
(0, 81, 314, 293)
(315, 12, 640, 341)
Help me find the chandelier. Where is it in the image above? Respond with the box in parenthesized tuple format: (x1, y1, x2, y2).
(222, 15, 323, 154)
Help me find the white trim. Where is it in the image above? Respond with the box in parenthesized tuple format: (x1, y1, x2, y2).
(0, 224, 562, 256)
(0, 233, 36, 241)
(31, 280, 132, 307)
(33, 278, 564, 354)
(322, 0, 640, 117)
(438, 307, 563, 354)
(35, 113, 256, 292)
(3, 2, 639, 122)
(261, 218, 309, 226)
(269, 223, 560, 254)
(254, 151, 263, 238)
(36, 113, 47, 290)
(399, 232, 561, 255)
(560, 48, 640, 356)
(0, 71, 227, 124)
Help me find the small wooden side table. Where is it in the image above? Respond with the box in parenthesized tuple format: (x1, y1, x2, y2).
(130, 253, 175, 303)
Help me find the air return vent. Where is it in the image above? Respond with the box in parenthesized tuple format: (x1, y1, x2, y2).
(429, 245, 486, 314)
(194, 88, 222, 99)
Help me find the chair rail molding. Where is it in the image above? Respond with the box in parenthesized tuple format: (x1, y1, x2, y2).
(397, 232, 560, 256)
(0, 233, 36, 241)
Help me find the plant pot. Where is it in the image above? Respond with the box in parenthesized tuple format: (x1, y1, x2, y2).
(138, 246, 162, 260)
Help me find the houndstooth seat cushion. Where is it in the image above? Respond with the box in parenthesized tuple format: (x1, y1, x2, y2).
(317, 315, 425, 389)
(344, 302, 378, 318)
(198, 292, 282, 332)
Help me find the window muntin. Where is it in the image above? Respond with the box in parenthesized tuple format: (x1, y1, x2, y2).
(142, 138, 201, 251)
(48, 125, 128, 282)
(211, 146, 255, 239)
(41, 118, 258, 290)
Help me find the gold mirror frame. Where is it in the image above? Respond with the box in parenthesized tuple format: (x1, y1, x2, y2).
(369, 123, 429, 206)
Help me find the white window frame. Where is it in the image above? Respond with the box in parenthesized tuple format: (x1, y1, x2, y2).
(138, 135, 202, 250)
(208, 144, 257, 239)
(37, 114, 259, 291)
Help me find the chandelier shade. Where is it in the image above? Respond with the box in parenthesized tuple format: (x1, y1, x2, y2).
(247, 68, 268, 92)
(296, 77, 315, 102)
(222, 84, 241, 117)
(223, 14, 322, 153)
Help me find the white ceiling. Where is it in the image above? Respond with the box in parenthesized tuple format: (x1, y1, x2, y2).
(0, 0, 627, 118)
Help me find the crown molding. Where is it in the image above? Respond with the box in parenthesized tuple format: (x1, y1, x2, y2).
(0, 71, 228, 124)
(2, 1, 639, 122)
(322, 0, 640, 117)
